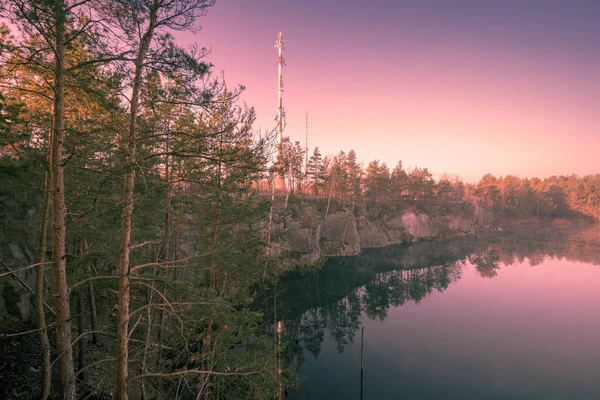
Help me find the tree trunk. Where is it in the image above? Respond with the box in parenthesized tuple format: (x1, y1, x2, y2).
(157, 132, 171, 360)
(277, 320, 283, 400)
(325, 191, 332, 219)
(50, 2, 76, 397)
(87, 271, 99, 345)
(76, 292, 87, 383)
(314, 223, 321, 260)
(209, 164, 222, 291)
(140, 297, 153, 400)
(203, 160, 224, 370)
(116, 7, 157, 398)
(81, 238, 99, 345)
(36, 172, 52, 400)
(266, 174, 276, 259)
(174, 198, 182, 284)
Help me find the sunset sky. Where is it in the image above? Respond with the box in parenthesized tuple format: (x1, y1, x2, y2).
(182, 0, 599, 182)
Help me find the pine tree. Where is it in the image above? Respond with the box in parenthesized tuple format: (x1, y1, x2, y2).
(390, 160, 408, 200)
(307, 147, 323, 198)
(345, 149, 362, 201)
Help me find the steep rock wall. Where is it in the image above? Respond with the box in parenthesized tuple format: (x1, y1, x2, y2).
(279, 200, 494, 258)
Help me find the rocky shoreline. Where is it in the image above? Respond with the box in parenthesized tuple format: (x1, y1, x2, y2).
(269, 200, 496, 259)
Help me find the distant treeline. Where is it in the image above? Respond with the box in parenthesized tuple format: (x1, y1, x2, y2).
(276, 143, 600, 220)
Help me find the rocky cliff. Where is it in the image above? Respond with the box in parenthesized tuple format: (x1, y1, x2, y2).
(270, 199, 495, 259)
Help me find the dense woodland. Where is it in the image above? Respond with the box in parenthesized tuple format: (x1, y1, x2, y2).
(0, 1, 281, 399)
(0, 1, 599, 399)
(279, 142, 600, 221)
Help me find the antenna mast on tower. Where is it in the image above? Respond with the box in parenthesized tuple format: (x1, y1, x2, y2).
(274, 32, 287, 192)
(275, 31, 285, 143)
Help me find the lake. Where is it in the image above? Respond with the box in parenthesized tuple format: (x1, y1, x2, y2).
(259, 233, 600, 400)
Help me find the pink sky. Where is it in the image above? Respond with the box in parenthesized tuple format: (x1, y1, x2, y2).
(179, 1, 600, 182)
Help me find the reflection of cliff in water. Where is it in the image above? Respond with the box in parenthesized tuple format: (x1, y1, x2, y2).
(255, 228, 600, 362)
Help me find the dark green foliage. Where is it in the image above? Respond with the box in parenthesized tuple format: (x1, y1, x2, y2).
(0, 4, 283, 397)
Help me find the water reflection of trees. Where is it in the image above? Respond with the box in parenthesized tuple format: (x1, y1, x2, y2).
(469, 230, 600, 279)
(257, 229, 600, 378)
(469, 246, 501, 278)
(293, 262, 464, 357)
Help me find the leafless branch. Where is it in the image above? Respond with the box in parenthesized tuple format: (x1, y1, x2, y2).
(0, 322, 56, 338)
(131, 240, 162, 250)
(130, 368, 262, 382)
(0, 260, 52, 278)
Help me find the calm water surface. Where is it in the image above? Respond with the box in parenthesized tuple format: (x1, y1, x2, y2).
(265, 236, 600, 400)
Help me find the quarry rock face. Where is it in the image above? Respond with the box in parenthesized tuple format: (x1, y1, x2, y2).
(400, 212, 434, 239)
(276, 200, 491, 259)
(319, 212, 361, 257)
(288, 225, 313, 253)
(357, 217, 393, 248)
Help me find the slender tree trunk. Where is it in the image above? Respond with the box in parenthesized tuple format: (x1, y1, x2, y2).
(204, 164, 223, 362)
(314, 188, 332, 261)
(163, 133, 171, 271)
(264, 173, 277, 282)
(81, 238, 99, 345)
(277, 320, 283, 400)
(174, 198, 181, 284)
(314, 222, 322, 260)
(266, 174, 276, 258)
(140, 298, 153, 400)
(282, 144, 292, 210)
(158, 132, 171, 359)
(76, 292, 87, 383)
(209, 164, 222, 291)
(203, 160, 224, 374)
(50, 2, 76, 397)
(36, 172, 52, 400)
(116, 7, 157, 398)
(117, 168, 134, 400)
(87, 275, 99, 345)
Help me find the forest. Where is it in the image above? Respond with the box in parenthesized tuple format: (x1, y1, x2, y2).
(1, 1, 600, 399)
(285, 143, 600, 221)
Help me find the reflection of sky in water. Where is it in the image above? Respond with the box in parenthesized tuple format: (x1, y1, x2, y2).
(289, 257, 600, 400)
